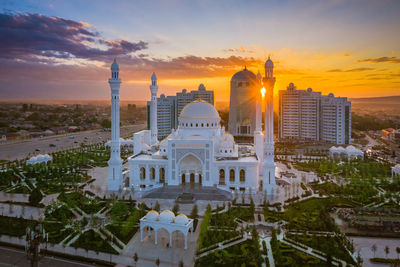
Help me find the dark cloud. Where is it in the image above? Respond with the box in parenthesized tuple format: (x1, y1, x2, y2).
(358, 56, 400, 64)
(327, 67, 375, 72)
(0, 12, 147, 61)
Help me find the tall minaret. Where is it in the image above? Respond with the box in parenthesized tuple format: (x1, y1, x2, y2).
(150, 72, 158, 145)
(107, 59, 123, 191)
(262, 57, 276, 195)
(254, 71, 264, 176)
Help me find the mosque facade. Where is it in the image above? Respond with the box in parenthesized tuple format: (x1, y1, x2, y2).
(107, 58, 277, 195)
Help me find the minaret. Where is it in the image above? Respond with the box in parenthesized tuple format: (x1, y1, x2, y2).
(262, 56, 276, 195)
(107, 59, 123, 191)
(150, 72, 158, 145)
(254, 70, 264, 176)
(255, 70, 262, 133)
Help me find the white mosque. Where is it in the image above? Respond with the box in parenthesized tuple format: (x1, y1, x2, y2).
(107, 58, 277, 196)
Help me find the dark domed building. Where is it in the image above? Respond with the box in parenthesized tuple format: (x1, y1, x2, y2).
(228, 67, 261, 139)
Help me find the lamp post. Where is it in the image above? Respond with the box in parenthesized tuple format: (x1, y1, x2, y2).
(25, 224, 48, 267)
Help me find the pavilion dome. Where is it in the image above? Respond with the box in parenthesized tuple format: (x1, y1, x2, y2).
(180, 100, 219, 119)
(145, 210, 159, 221)
(159, 209, 175, 223)
(174, 214, 189, 225)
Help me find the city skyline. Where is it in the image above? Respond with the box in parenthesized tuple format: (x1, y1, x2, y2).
(0, 0, 399, 101)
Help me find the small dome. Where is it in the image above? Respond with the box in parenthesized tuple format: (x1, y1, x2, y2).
(151, 72, 157, 80)
(159, 209, 175, 223)
(174, 214, 189, 225)
(198, 84, 206, 91)
(328, 93, 334, 97)
(346, 145, 356, 151)
(180, 100, 219, 119)
(231, 68, 257, 82)
(145, 210, 159, 221)
(265, 57, 273, 68)
(111, 59, 119, 71)
(307, 88, 312, 92)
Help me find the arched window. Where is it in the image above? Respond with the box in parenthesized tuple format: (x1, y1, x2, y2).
(230, 169, 235, 183)
(190, 123, 193, 127)
(240, 169, 245, 183)
(140, 167, 146, 180)
(196, 123, 198, 127)
(159, 168, 165, 183)
(201, 123, 204, 127)
(150, 168, 155, 180)
(219, 169, 225, 185)
(207, 123, 209, 127)
(238, 82, 242, 87)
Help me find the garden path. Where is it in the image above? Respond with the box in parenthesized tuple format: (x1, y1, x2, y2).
(259, 236, 275, 267)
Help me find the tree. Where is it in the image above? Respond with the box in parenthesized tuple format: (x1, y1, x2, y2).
(101, 119, 111, 128)
(396, 247, 400, 259)
(172, 203, 179, 214)
(133, 252, 138, 266)
(29, 188, 43, 206)
(371, 244, 377, 258)
(385, 245, 389, 258)
(156, 257, 160, 266)
(190, 204, 198, 219)
(154, 201, 160, 212)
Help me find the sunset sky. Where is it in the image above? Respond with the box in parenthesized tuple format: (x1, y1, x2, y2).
(0, 0, 399, 102)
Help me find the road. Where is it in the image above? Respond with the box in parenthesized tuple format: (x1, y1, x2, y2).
(0, 246, 105, 267)
(0, 124, 146, 161)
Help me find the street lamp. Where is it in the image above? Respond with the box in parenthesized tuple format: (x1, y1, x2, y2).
(25, 224, 48, 267)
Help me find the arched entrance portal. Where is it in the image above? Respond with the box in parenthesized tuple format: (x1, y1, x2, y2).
(179, 154, 203, 186)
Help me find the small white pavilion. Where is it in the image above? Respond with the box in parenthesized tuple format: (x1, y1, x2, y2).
(329, 145, 364, 160)
(392, 164, 400, 178)
(26, 154, 53, 165)
(140, 209, 194, 249)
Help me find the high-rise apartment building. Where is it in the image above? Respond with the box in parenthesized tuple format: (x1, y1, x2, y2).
(279, 83, 351, 144)
(147, 83, 214, 140)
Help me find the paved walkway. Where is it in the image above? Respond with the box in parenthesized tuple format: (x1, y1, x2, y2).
(0, 203, 44, 220)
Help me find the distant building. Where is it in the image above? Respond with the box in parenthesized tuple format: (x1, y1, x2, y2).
(228, 67, 260, 139)
(279, 83, 351, 145)
(382, 128, 396, 141)
(147, 83, 214, 140)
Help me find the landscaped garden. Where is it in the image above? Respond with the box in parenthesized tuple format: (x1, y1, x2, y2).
(283, 197, 355, 232)
(285, 233, 355, 264)
(197, 203, 254, 250)
(195, 238, 264, 266)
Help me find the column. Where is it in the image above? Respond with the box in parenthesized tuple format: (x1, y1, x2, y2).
(169, 232, 173, 247)
(140, 226, 143, 242)
(184, 232, 188, 250)
(195, 173, 199, 183)
(155, 229, 158, 245)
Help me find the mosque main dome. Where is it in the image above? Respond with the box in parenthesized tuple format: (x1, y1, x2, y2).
(180, 100, 219, 119)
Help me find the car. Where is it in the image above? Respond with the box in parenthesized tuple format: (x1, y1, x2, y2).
(49, 144, 56, 147)
(35, 148, 40, 152)
(69, 136, 75, 139)
(74, 141, 78, 144)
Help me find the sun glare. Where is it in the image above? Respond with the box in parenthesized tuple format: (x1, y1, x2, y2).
(261, 87, 266, 97)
